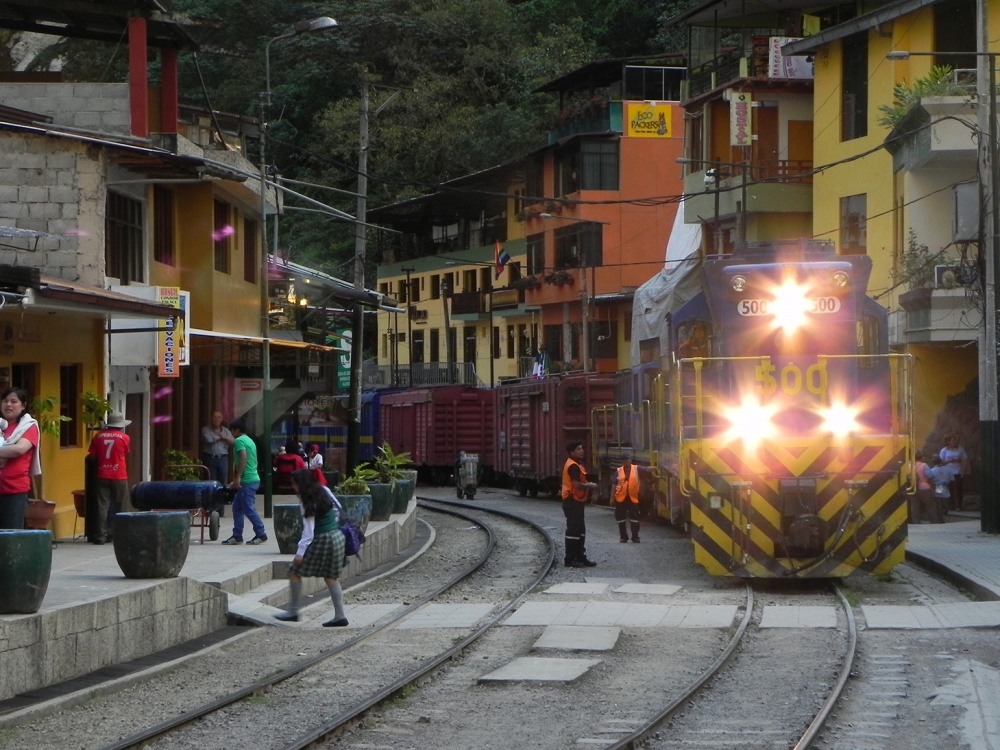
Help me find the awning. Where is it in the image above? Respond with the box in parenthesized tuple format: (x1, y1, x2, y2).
(189, 328, 336, 352)
(23, 276, 180, 319)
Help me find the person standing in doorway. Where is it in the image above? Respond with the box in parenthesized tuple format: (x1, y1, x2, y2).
(938, 434, 969, 512)
(561, 440, 598, 568)
(87, 412, 131, 544)
(613, 453, 642, 543)
(201, 410, 234, 485)
(222, 418, 268, 546)
(0, 387, 41, 530)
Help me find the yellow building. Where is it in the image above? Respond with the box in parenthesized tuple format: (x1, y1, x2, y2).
(785, 0, 984, 486)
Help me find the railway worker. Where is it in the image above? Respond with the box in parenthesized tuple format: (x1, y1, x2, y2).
(561, 440, 598, 568)
(87, 412, 131, 544)
(275, 468, 348, 627)
(613, 453, 642, 543)
(222, 418, 268, 546)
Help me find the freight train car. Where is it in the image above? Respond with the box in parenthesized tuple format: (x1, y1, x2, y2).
(600, 240, 913, 578)
(379, 385, 496, 485)
(496, 372, 617, 498)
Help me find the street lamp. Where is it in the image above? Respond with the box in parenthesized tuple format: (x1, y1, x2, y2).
(536, 213, 610, 373)
(445, 260, 495, 386)
(675, 157, 749, 248)
(401, 266, 415, 386)
(887, 48, 999, 534)
(260, 16, 337, 515)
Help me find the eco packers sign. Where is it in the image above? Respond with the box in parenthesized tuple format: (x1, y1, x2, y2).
(626, 102, 672, 138)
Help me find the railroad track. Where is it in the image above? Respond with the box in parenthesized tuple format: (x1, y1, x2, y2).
(604, 582, 856, 750)
(96, 499, 555, 750)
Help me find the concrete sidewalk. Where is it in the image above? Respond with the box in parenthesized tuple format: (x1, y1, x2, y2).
(906, 516, 1000, 601)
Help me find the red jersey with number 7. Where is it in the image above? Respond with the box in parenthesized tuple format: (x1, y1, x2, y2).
(88, 429, 130, 480)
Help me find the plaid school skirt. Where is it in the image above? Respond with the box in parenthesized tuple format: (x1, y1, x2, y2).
(289, 528, 345, 579)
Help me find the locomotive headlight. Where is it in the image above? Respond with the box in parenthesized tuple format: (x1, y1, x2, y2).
(832, 271, 849, 288)
(818, 402, 861, 437)
(722, 396, 778, 447)
(769, 280, 812, 333)
(731, 275, 747, 293)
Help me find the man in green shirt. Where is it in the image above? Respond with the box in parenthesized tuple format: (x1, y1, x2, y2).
(222, 418, 268, 545)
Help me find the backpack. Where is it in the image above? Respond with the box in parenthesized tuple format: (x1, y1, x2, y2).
(340, 519, 365, 559)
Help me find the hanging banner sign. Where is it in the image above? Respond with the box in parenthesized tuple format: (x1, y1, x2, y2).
(335, 327, 352, 390)
(156, 287, 189, 378)
(730, 91, 753, 146)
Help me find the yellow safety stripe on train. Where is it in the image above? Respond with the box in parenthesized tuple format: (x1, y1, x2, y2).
(685, 434, 909, 578)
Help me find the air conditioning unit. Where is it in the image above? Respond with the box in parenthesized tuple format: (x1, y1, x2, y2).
(934, 265, 964, 289)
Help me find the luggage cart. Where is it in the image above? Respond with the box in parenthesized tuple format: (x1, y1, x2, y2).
(131, 468, 226, 543)
(454, 452, 479, 500)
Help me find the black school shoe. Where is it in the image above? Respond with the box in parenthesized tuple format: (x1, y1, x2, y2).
(274, 611, 299, 622)
(322, 618, 349, 627)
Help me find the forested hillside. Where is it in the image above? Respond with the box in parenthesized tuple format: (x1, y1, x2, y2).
(6, 0, 697, 275)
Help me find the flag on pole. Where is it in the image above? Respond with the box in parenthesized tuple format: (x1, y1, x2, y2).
(495, 241, 511, 280)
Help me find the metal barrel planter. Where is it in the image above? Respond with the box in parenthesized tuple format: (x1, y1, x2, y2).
(392, 479, 414, 514)
(337, 494, 371, 534)
(368, 483, 394, 522)
(113, 512, 191, 578)
(0, 530, 52, 614)
(273, 504, 303, 555)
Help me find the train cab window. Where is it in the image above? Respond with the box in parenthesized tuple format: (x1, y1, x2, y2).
(856, 313, 881, 366)
(676, 320, 712, 360)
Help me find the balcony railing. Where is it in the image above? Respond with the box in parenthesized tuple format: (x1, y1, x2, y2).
(363, 361, 479, 388)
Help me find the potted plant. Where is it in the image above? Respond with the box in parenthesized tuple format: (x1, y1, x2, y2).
(374, 442, 414, 514)
(80, 391, 112, 431)
(163, 449, 203, 481)
(30, 395, 70, 438)
(335, 464, 376, 533)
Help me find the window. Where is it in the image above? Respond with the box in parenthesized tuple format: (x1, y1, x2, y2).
(934, 0, 975, 69)
(526, 233, 544, 276)
(841, 33, 868, 141)
(431, 274, 440, 300)
(624, 65, 684, 101)
(555, 223, 603, 269)
(408, 275, 421, 302)
(106, 191, 143, 284)
(243, 218, 258, 283)
(213, 199, 232, 273)
(59, 364, 80, 448)
(430, 328, 440, 363)
(840, 194, 867, 254)
(555, 138, 620, 196)
(152, 186, 175, 266)
(412, 330, 425, 364)
(525, 157, 543, 202)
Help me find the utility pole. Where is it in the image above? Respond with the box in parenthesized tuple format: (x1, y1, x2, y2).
(346, 70, 369, 474)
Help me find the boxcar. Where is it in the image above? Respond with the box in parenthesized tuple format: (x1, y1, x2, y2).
(379, 385, 496, 484)
(496, 372, 617, 498)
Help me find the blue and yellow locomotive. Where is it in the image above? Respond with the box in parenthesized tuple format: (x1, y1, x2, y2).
(596, 239, 913, 577)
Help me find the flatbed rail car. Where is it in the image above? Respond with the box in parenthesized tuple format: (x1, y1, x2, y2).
(605, 239, 914, 578)
(496, 372, 616, 498)
(379, 385, 496, 485)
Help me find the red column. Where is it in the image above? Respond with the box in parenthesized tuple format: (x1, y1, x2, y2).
(160, 48, 179, 134)
(128, 17, 149, 138)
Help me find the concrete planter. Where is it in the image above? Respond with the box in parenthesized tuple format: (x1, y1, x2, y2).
(401, 470, 418, 501)
(368, 483, 394, 522)
(273, 504, 303, 554)
(392, 479, 414, 514)
(113, 512, 190, 579)
(337, 494, 372, 534)
(0, 530, 52, 614)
